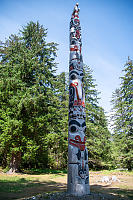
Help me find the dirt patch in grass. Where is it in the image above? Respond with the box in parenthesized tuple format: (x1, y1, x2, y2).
(0, 171, 132, 200)
(90, 171, 133, 199)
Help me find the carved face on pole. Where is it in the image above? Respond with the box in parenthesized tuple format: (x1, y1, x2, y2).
(68, 3, 90, 196)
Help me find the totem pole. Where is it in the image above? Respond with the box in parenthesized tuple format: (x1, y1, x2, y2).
(67, 3, 90, 196)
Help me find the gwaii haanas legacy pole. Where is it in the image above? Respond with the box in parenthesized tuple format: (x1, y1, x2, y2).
(67, 3, 90, 196)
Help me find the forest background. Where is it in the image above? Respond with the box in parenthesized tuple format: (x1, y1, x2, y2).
(0, 22, 132, 173)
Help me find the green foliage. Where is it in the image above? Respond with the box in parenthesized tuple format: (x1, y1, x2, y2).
(84, 65, 112, 169)
(111, 58, 133, 170)
(0, 21, 112, 171)
(23, 168, 67, 175)
(45, 72, 69, 169)
(0, 21, 58, 171)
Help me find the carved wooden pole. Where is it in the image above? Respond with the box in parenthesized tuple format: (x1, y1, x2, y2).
(67, 3, 90, 196)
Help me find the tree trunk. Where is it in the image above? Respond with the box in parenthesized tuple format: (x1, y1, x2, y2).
(127, 160, 132, 171)
(7, 152, 21, 174)
(2, 152, 7, 168)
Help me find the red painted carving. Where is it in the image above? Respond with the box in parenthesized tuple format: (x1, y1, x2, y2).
(69, 135, 86, 151)
(75, 30, 80, 39)
(70, 82, 85, 107)
(70, 65, 74, 71)
(70, 45, 79, 51)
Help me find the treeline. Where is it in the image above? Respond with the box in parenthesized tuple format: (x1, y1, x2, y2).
(0, 22, 132, 173)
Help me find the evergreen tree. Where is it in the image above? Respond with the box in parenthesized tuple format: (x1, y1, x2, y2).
(111, 58, 133, 170)
(0, 21, 58, 172)
(45, 72, 69, 169)
(0, 21, 112, 172)
(84, 65, 112, 169)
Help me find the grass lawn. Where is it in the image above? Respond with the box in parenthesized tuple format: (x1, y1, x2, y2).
(0, 169, 133, 200)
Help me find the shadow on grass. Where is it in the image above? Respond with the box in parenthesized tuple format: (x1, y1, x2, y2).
(91, 184, 133, 200)
(0, 177, 66, 200)
(0, 178, 133, 200)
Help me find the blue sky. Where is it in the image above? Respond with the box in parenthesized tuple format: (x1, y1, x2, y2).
(0, 0, 133, 114)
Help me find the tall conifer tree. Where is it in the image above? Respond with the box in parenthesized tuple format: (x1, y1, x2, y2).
(84, 65, 112, 169)
(0, 21, 58, 172)
(111, 58, 133, 170)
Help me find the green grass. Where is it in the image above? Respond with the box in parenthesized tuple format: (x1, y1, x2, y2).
(98, 169, 133, 175)
(0, 173, 64, 199)
(0, 176, 41, 193)
(0, 168, 132, 200)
